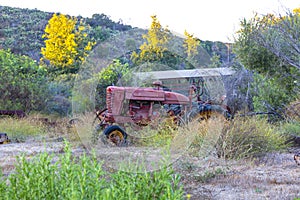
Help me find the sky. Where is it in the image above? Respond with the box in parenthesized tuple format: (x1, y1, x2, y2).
(0, 0, 299, 42)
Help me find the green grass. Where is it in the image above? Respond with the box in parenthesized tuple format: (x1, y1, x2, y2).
(0, 117, 47, 142)
(0, 141, 184, 200)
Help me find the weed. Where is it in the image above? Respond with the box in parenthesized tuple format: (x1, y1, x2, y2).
(254, 187, 263, 193)
(179, 161, 197, 172)
(194, 168, 226, 183)
(0, 141, 184, 199)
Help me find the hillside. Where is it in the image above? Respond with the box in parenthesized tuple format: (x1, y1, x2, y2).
(0, 5, 234, 65)
(0, 5, 132, 61)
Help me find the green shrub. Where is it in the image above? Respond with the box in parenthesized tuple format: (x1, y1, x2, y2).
(0, 142, 184, 200)
(251, 73, 298, 121)
(109, 165, 183, 200)
(94, 59, 130, 109)
(194, 168, 226, 183)
(280, 122, 300, 136)
(0, 49, 49, 112)
(216, 117, 288, 159)
(0, 171, 6, 200)
(46, 79, 73, 116)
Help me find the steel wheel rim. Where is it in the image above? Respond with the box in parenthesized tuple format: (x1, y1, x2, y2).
(108, 130, 124, 145)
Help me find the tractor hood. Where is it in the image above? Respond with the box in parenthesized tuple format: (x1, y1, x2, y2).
(107, 86, 190, 105)
(163, 91, 190, 105)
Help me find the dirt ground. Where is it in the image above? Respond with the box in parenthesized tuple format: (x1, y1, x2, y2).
(175, 149, 300, 200)
(1, 139, 300, 200)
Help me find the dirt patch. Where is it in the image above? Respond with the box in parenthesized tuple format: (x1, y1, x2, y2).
(175, 150, 300, 200)
(1, 140, 300, 199)
(0, 140, 85, 176)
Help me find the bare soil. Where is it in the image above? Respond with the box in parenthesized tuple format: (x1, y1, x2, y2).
(174, 149, 300, 200)
(1, 139, 300, 200)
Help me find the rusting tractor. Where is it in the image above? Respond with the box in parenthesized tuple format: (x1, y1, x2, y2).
(93, 68, 234, 146)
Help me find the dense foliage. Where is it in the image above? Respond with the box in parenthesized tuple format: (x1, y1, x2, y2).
(0, 6, 136, 116)
(233, 8, 300, 116)
(130, 16, 202, 70)
(0, 6, 51, 60)
(0, 49, 49, 112)
(85, 13, 132, 31)
(95, 59, 130, 109)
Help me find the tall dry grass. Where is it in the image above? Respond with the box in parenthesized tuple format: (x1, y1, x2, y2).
(216, 116, 288, 159)
(0, 116, 47, 142)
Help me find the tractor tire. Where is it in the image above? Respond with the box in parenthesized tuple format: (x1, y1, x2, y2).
(188, 104, 232, 122)
(103, 125, 127, 146)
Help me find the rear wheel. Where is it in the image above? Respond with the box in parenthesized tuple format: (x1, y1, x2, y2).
(187, 108, 230, 126)
(103, 125, 127, 146)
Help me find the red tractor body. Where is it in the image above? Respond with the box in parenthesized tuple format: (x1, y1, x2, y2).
(104, 85, 190, 125)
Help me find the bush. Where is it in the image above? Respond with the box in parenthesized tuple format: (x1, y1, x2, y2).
(251, 73, 298, 121)
(0, 142, 184, 200)
(94, 59, 130, 109)
(280, 122, 300, 136)
(0, 49, 49, 112)
(46, 80, 72, 116)
(216, 116, 288, 159)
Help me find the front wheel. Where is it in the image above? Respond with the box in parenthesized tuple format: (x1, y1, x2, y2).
(103, 125, 127, 146)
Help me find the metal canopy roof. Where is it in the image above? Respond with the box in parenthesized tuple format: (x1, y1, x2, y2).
(134, 67, 235, 80)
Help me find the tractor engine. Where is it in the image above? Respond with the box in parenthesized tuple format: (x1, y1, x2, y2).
(129, 100, 162, 125)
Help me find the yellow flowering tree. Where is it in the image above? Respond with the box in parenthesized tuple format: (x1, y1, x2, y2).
(183, 30, 200, 58)
(293, 7, 300, 14)
(131, 15, 170, 64)
(41, 13, 95, 73)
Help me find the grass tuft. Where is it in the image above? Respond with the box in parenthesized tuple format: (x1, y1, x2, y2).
(216, 116, 288, 159)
